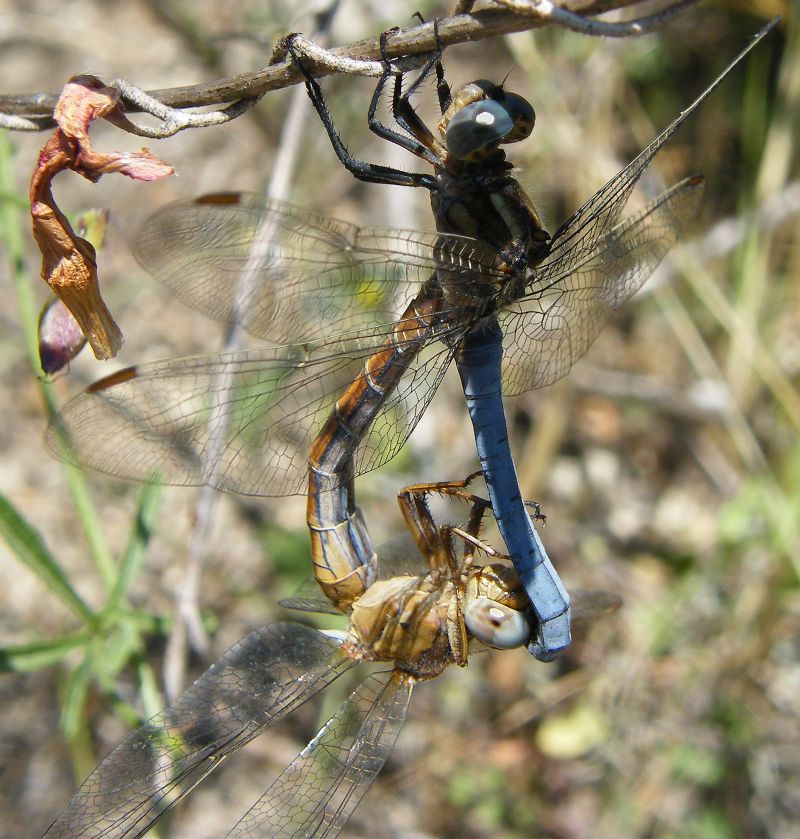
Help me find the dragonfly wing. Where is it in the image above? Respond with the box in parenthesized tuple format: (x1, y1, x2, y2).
(351, 338, 454, 481)
(569, 587, 623, 622)
(374, 530, 431, 579)
(540, 24, 765, 277)
(47, 336, 453, 496)
(280, 575, 344, 615)
(134, 194, 490, 345)
(279, 596, 343, 615)
(500, 176, 704, 395)
(43, 624, 351, 839)
(225, 670, 412, 839)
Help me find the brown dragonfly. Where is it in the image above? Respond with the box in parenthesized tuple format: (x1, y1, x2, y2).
(43, 472, 619, 838)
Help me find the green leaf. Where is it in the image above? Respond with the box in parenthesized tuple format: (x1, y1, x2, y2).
(0, 631, 89, 672)
(61, 653, 93, 740)
(0, 491, 93, 622)
(107, 480, 162, 614)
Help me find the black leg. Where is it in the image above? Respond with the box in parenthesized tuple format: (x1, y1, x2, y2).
(376, 20, 452, 149)
(416, 12, 453, 114)
(287, 34, 435, 190)
(365, 29, 443, 165)
(432, 18, 452, 114)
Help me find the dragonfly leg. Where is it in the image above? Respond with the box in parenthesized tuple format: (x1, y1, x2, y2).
(428, 16, 453, 114)
(367, 18, 453, 161)
(397, 470, 486, 502)
(365, 28, 444, 165)
(395, 481, 473, 664)
(524, 499, 547, 527)
(396, 477, 479, 667)
(442, 482, 511, 566)
(396, 481, 448, 568)
(406, 13, 451, 113)
(445, 525, 509, 562)
(432, 479, 521, 665)
(286, 34, 436, 190)
(397, 475, 501, 576)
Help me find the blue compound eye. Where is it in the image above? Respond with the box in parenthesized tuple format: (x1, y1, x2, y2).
(445, 100, 514, 159)
(502, 93, 535, 143)
(465, 597, 532, 649)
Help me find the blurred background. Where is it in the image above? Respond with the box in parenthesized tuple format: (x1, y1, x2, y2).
(0, 1, 797, 837)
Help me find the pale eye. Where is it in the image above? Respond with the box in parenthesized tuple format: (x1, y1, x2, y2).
(465, 597, 531, 649)
(445, 100, 513, 159)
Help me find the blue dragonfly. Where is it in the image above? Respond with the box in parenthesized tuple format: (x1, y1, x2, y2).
(49, 21, 776, 660)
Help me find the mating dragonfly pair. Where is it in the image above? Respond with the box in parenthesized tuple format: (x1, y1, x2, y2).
(44, 18, 776, 839)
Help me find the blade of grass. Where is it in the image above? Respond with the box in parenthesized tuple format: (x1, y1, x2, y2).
(59, 651, 99, 782)
(0, 630, 91, 672)
(107, 480, 162, 615)
(61, 650, 93, 742)
(0, 491, 94, 622)
(137, 656, 165, 720)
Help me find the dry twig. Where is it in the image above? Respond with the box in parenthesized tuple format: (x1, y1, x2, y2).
(0, 1, 695, 134)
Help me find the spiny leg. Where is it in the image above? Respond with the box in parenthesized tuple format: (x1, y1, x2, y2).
(443, 482, 512, 569)
(366, 27, 444, 164)
(413, 13, 451, 113)
(286, 34, 435, 189)
(408, 472, 552, 663)
(444, 525, 509, 563)
(369, 17, 451, 160)
(396, 481, 446, 567)
(398, 470, 486, 503)
(397, 473, 497, 580)
(396, 474, 489, 666)
(398, 474, 548, 575)
(524, 499, 547, 527)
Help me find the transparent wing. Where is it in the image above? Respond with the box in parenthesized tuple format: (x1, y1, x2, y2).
(538, 30, 753, 279)
(47, 333, 455, 497)
(569, 588, 623, 622)
(226, 670, 412, 839)
(133, 194, 499, 345)
(279, 576, 343, 615)
(494, 36, 767, 398)
(50, 193, 500, 496)
(500, 176, 704, 395)
(52, 28, 770, 496)
(43, 624, 351, 839)
(373, 530, 432, 578)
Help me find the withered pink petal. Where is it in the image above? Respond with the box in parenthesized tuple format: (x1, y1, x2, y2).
(86, 149, 175, 181)
(54, 76, 122, 142)
(31, 191, 123, 360)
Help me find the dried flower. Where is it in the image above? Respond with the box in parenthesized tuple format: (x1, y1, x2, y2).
(30, 75, 174, 359)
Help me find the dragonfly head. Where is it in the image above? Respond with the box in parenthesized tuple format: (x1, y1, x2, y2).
(465, 562, 532, 649)
(440, 80, 535, 161)
(465, 596, 531, 649)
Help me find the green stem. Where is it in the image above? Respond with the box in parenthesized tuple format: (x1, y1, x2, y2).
(0, 130, 116, 591)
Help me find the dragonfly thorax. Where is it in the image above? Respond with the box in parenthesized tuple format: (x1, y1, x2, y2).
(346, 575, 452, 676)
(432, 166, 551, 287)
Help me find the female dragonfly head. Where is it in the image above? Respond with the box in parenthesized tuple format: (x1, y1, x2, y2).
(465, 596, 532, 649)
(464, 562, 533, 649)
(439, 80, 536, 162)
